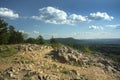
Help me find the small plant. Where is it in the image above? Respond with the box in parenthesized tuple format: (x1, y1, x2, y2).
(60, 67, 69, 74)
(84, 46, 93, 54)
(0, 45, 17, 57)
(52, 64, 57, 68)
(20, 55, 33, 64)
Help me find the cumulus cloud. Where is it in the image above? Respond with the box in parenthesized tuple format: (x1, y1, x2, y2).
(32, 6, 69, 24)
(69, 14, 88, 23)
(106, 24, 120, 29)
(89, 25, 104, 30)
(32, 6, 89, 25)
(33, 31, 39, 34)
(89, 12, 114, 21)
(32, 7, 114, 25)
(18, 30, 30, 34)
(0, 8, 19, 19)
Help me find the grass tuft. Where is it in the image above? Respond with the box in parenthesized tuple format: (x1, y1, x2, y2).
(0, 45, 17, 57)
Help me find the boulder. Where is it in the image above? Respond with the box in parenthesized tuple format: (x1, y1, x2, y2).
(68, 54, 78, 62)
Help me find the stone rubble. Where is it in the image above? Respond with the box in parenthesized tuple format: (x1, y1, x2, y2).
(0, 44, 120, 80)
(49, 46, 120, 74)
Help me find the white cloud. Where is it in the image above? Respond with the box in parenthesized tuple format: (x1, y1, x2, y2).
(69, 14, 88, 23)
(18, 30, 25, 33)
(18, 30, 30, 34)
(0, 8, 19, 19)
(89, 12, 114, 21)
(106, 24, 120, 29)
(32, 6, 69, 24)
(33, 31, 39, 34)
(32, 6, 89, 25)
(32, 7, 114, 25)
(89, 25, 104, 30)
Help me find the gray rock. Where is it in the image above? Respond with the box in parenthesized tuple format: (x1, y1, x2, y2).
(68, 54, 78, 62)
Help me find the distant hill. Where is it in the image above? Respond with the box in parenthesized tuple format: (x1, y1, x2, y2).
(46, 38, 120, 55)
(49, 38, 120, 45)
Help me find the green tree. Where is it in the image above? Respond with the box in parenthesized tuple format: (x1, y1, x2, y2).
(8, 26, 24, 44)
(68, 42, 74, 48)
(15, 31, 24, 43)
(36, 35, 45, 44)
(26, 37, 36, 44)
(0, 19, 9, 44)
(50, 36, 59, 48)
(50, 36, 58, 44)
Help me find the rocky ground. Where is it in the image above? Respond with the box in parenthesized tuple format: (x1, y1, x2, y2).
(0, 44, 120, 80)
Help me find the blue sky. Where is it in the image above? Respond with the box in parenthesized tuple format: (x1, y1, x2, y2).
(0, 0, 120, 39)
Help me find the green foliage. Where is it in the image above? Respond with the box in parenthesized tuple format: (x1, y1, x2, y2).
(69, 44, 93, 54)
(60, 67, 69, 74)
(8, 26, 24, 44)
(84, 46, 93, 54)
(68, 42, 74, 48)
(0, 19, 9, 44)
(0, 19, 45, 45)
(36, 35, 45, 44)
(69, 43, 120, 62)
(91, 44, 120, 55)
(51, 43, 59, 48)
(103, 53, 120, 62)
(25, 35, 45, 44)
(50, 36, 58, 44)
(26, 37, 37, 44)
(0, 45, 17, 57)
(0, 19, 24, 44)
(50, 36, 60, 48)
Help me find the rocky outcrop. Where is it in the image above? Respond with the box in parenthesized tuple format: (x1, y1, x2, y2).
(48, 46, 120, 74)
(49, 47, 83, 63)
(16, 44, 52, 52)
(0, 44, 120, 80)
(0, 66, 58, 80)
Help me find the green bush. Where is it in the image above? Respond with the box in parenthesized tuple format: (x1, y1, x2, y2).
(84, 46, 93, 54)
(0, 45, 17, 57)
(60, 67, 69, 74)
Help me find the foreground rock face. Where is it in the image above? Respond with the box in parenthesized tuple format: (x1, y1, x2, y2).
(0, 67, 58, 80)
(0, 66, 88, 80)
(0, 44, 120, 80)
(16, 44, 52, 52)
(49, 47, 120, 71)
(49, 47, 83, 63)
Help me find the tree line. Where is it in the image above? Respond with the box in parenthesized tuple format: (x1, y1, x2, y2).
(0, 19, 24, 44)
(0, 19, 58, 45)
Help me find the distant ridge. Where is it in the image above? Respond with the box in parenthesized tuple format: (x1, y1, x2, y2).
(47, 37, 120, 44)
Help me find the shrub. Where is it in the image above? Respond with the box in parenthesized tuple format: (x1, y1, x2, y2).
(60, 67, 69, 74)
(0, 45, 17, 57)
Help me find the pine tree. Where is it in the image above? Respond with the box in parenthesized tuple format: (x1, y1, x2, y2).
(50, 36, 58, 44)
(36, 35, 45, 44)
(8, 26, 24, 44)
(0, 19, 9, 44)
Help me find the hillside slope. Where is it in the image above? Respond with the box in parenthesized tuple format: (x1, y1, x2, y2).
(0, 44, 120, 80)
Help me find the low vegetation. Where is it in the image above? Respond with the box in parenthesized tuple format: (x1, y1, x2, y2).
(0, 45, 17, 57)
(60, 67, 69, 74)
(72, 44, 120, 62)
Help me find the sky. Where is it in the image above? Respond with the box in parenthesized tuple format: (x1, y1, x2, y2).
(0, 0, 120, 39)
